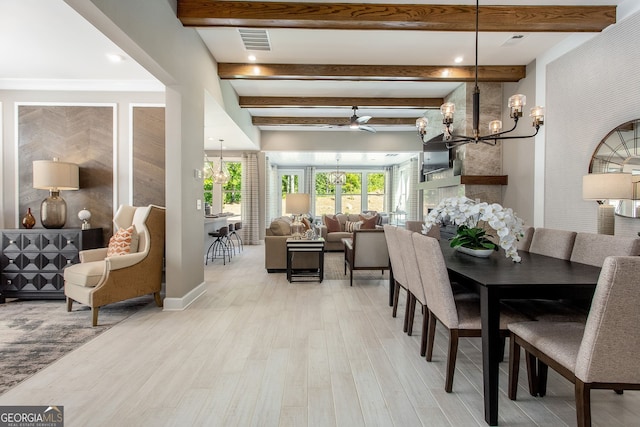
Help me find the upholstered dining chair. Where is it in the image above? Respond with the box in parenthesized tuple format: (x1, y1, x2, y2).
(508, 256, 640, 427)
(396, 227, 430, 355)
(570, 232, 640, 267)
(412, 233, 528, 392)
(383, 225, 410, 331)
(517, 226, 535, 252)
(528, 228, 577, 260)
(64, 205, 165, 326)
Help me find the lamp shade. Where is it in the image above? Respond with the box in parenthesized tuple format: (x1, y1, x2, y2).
(582, 173, 633, 200)
(285, 193, 310, 215)
(33, 160, 79, 190)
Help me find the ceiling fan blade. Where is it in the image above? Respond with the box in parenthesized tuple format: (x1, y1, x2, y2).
(359, 125, 376, 133)
(356, 115, 372, 124)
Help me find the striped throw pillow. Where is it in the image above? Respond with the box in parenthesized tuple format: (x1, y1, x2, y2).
(106, 226, 139, 257)
(344, 220, 362, 233)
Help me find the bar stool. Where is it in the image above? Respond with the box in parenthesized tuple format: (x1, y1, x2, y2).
(205, 226, 232, 265)
(226, 223, 238, 255)
(229, 221, 243, 252)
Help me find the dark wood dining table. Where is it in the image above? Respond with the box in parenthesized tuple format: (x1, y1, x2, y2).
(437, 241, 602, 425)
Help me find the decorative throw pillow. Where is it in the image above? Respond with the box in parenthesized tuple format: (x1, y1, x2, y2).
(106, 225, 138, 257)
(344, 220, 362, 233)
(301, 217, 312, 231)
(323, 214, 341, 233)
(359, 214, 379, 230)
(269, 219, 291, 236)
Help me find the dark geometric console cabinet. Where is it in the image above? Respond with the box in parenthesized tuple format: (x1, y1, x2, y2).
(0, 228, 103, 302)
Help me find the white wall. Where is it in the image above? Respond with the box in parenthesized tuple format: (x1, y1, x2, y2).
(0, 90, 164, 226)
(545, 7, 640, 236)
(65, 0, 239, 305)
(261, 130, 422, 153)
(502, 63, 537, 226)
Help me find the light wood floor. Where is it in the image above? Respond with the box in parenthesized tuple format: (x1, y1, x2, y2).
(1, 245, 638, 426)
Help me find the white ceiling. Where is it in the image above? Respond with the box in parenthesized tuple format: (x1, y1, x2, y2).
(1, 0, 633, 166)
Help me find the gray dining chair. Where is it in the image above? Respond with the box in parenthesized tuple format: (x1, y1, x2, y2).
(528, 228, 577, 260)
(396, 227, 430, 354)
(412, 233, 528, 392)
(517, 226, 534, 252)
(405, 221, 442, 242)
(508, 256, 640, 427)
(383, 225, 410, 331)
(570, 232, 640, 267)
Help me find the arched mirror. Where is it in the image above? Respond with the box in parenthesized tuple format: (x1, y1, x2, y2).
(589, 119, 640, 218)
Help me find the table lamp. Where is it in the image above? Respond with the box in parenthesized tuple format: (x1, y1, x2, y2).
(33, 158, 79, 229)
(582, 173, 633, 235)
(285, 193, 310, 239)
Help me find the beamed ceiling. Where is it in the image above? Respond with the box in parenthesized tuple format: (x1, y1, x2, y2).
(178, 1, 616, 134)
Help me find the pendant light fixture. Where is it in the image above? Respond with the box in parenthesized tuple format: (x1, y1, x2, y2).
(416, 0, 545, 149)
(212, 139, 230, 185)
(328, 156, 346, 186)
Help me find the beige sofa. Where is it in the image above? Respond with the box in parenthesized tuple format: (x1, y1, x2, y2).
(318, 213, 380, 251)
(264, 216, 319, 272)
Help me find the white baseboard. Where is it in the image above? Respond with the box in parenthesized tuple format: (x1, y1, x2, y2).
(163, 281, 207, 311)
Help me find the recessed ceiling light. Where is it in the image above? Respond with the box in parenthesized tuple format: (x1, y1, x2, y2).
(248, 54, 257, 62)
(106, 53, 126, 63)
(454, 56, 463, 64)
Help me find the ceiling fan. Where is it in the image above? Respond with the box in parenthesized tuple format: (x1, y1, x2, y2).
(348, 106, 376, 133)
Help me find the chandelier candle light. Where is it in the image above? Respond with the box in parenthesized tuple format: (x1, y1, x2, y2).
(415, 0, 545, 149)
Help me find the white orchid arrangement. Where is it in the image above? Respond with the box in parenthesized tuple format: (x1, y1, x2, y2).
(423, 196, 525, 262)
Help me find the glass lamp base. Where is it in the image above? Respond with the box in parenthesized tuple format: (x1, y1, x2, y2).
(41, 191, 67, 229)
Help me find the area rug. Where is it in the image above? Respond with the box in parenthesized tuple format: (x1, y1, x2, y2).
(0, 296, 153, 394)
(322, 252, 390, 281)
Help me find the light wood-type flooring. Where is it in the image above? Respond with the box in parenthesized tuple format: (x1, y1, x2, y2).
(1, 245, 638, 426)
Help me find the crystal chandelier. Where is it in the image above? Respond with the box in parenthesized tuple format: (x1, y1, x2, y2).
(212, 139, 230, 185)
(416, 0, 545, 149)
(328, 157, 346, 186)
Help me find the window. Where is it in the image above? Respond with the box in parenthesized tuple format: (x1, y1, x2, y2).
(223, 161, 242, 216)
(280, 171, 302, 215)
(366, 172, 385, 212)
(314, 172, 336, 217)
(314, 170, 385, 215)
(340, 173, 361, 214)
(203, 160, 242, 217)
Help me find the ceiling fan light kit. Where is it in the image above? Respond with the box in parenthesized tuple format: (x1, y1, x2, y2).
(348, 106, 376, 133)
(416, 0, 544, 149)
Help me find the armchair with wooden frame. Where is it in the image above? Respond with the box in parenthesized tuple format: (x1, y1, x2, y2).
(343, 228, 390, 286)
(64, 205, 165, 326)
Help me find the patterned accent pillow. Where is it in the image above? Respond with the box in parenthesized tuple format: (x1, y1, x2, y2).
(344, 220, 362, 233)
(106, 226, 139, 257)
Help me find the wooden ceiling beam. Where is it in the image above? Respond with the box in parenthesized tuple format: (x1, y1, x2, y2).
(252, 116, 417, 126)
(219, 63, 525, 82)
(178, 1, 615, 33)
(239, 96, 443, 108)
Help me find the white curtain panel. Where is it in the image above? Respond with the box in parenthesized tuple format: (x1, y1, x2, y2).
(407, 157, 420, 221)
(241, 153, 260, 245)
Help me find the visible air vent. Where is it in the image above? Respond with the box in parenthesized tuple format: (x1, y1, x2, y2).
(502, 34, 526, 47)
(238, 29, 271, 51)
(385, 154, 399, 157)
